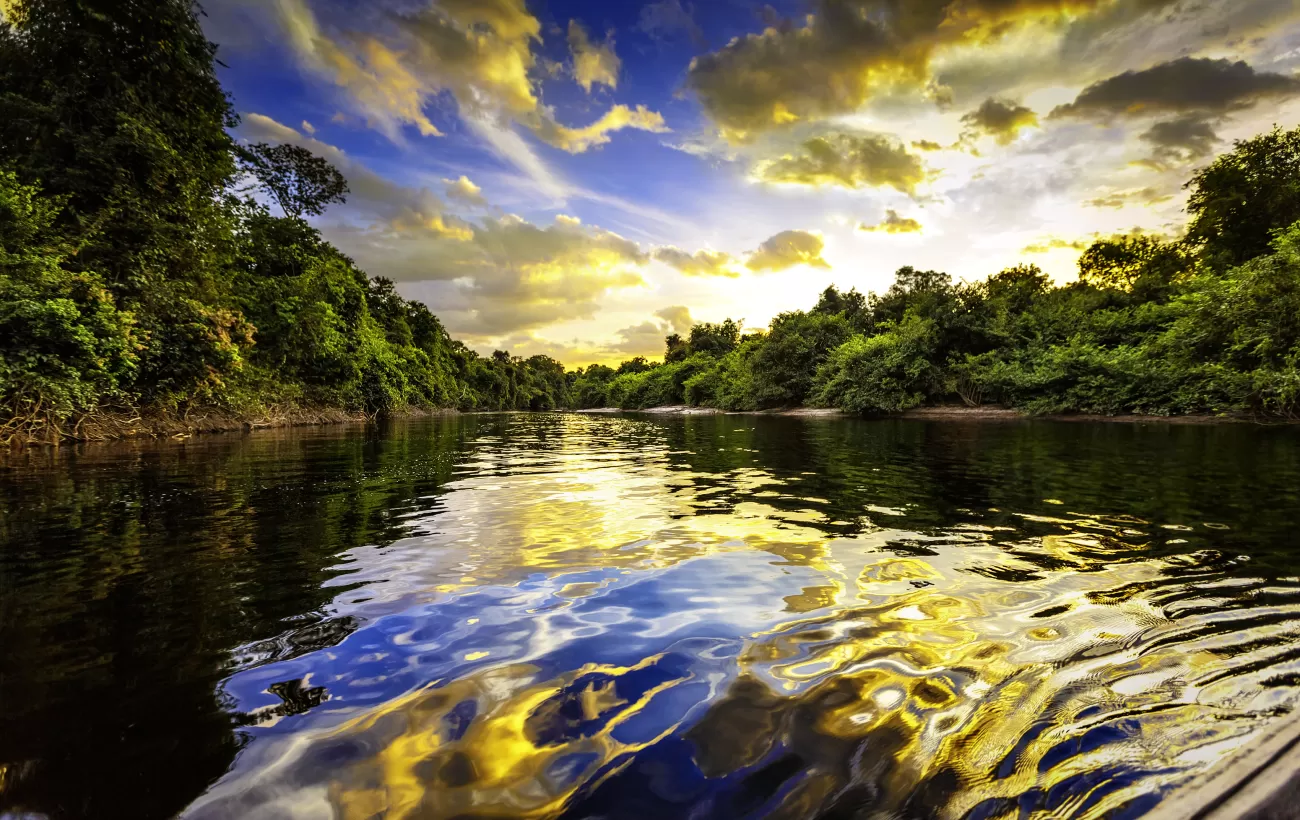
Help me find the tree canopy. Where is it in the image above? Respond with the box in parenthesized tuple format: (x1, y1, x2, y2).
(5, 0, 1300, 444)
(237, 142, 350, 219)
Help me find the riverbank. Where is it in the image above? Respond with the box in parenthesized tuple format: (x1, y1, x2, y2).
(2, 405, 459, 448)
(575, 404, 1268, 424)
(5, 402, 1277, 451)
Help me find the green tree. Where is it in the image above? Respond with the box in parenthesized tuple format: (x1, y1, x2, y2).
(1077, 234, 1188, 296)
(812, 315, 942, 414)
(1186, 126, 1300, 267)
(236, 142, 349, 219)
(0, 0, 239, 291)
(687, 319, 742, 357)
(748, 311, 852, 407)
(0, 171, 137, 440)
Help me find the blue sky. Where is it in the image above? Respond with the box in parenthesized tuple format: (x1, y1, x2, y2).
(202, 0, 1300, 365)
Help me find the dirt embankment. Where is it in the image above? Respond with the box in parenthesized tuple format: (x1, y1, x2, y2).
(575, 405, 1270, 424)
(3, 405, 459, 448)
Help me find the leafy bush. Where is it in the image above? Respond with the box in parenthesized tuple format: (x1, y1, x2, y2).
(0, 171, 137, 433)
(811, 315, 942, 413)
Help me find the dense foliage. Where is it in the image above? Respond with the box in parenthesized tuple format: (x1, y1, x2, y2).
(581, 128, 1300, 420)
(4, 0, 1300, 443)
(0, 0, 571, 442)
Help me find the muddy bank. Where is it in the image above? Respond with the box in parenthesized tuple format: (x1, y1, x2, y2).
(575, 405, 844, 417)
(4, 405, 459, 448)
(576, 404, 1268, 424)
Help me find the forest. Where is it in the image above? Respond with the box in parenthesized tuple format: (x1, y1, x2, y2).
(4, 0, 1300, 445)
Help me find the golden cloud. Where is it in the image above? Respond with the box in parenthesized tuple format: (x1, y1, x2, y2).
(746, 230, 831, 272)
(568, 20, 620, 93)
(653, 247, 741, 277)
(961, 97, 1039, 145)
(491, 305, 695, 366)
(444, 175, 487, 206)
(655, 305, 695, 335)
(684, 0, 1163, 142)
(398, 215, 651, 337)
(911, 139, 944, 151)
(395, 0, 541, 119)
(860, 209, 923, 234)
(1023, 236, 1090, 253)
(530, 105, 669, 153)
(276, 0, 665, 155)
(1084, 187, 1175, 209)
(753, 132, 930, 194)
(277, 0, 443, 139)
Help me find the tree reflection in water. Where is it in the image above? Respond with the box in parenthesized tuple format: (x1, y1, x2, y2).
(2, 414, 1298, 819)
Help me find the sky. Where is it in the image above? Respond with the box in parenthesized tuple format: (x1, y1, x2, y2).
(201, 0, 1300, 366)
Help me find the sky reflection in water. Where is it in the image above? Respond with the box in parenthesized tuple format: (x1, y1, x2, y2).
(3, 414, 1300, 819)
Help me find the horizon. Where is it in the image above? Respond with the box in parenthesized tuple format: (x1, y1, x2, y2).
(201, 0, 1300, 367)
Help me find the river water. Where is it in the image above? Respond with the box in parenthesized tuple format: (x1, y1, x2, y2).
(2, 413, 1299, 819)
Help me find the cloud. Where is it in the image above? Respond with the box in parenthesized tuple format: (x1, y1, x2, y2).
(1051, 57, 1300, 121)
(1023, 236, 1091, 253)
(394, 0, 542, 119)
(612, 306, 698, 355)
(276, 0, 444, 139)
(388, 215, 651, 337)
(911, 139, 944, 151)
(655, 306, 695, 335)
(611, 321, 671, 355)
(961, 98, 1039, 145)
(494, 305, 696, 365)
(753, 132, 930, 194)
(568, 20, 620, 93)
(653, 247, 741, 277)
(745, 230, 831, 272)
(1137, 115, 1220, 168)
(1084, 187, 1175, 209)
(859, 209, 923, 234)
(444, 175, 487, 206)
(274, 0, 665, 163)
(683, 0, 1172, 141)
(638, 0, 705, 46)
(531, 105, 669, 153)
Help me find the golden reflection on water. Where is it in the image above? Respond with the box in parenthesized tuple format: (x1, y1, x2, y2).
(181, 415, 1300, 820)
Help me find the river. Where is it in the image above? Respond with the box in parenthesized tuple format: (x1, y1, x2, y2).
(2, 413, 1299, 819)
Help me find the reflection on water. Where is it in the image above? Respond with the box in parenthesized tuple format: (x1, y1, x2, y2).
(2, 414, 1300, 819)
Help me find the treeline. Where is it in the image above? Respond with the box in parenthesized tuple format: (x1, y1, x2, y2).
(572, 127, 1300, 419)
(5, 2, 1300, 447)
(0, 0, 571, 444)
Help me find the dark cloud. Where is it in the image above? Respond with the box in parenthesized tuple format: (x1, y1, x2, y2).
(1139, 115, 1220, 165)
(1051, 57, 1300, 120)
(684, 0, 1175, 140)
(961, 97, 1040, 144)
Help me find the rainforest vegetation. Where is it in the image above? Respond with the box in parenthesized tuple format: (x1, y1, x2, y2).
(4, 0, 1300, 444)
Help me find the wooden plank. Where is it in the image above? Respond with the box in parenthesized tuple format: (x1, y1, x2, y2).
(1144, 711, 1300, 820)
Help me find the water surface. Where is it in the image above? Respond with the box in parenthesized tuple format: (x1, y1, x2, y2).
(2, 413, 1299, 819)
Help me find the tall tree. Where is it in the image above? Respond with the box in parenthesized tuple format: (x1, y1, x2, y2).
(1186, 126, 1300, 268)
(0, 0, 238, 291)
(236, 142, 349, 219)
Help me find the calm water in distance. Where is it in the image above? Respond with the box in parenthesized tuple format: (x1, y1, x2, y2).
(2, 413, 1300, 819)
